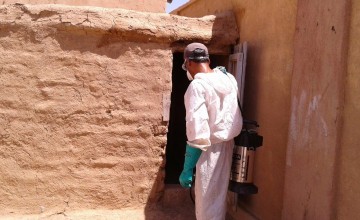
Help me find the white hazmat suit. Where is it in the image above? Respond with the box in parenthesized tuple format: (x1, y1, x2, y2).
(184, 67, 243, 220)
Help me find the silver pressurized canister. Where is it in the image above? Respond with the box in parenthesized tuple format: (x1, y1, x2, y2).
(229, 120, 263, 195)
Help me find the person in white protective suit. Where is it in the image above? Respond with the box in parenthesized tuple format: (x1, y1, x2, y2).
(179, 42, 243, 220)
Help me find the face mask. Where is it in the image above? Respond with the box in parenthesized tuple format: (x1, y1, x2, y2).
(186, 71, 194, 81)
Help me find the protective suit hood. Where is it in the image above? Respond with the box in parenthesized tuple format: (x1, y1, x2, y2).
(194, 68, 234, 95)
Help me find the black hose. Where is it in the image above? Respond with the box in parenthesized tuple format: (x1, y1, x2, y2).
(190, 174, 195, 204)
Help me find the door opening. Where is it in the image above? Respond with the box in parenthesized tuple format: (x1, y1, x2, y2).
(164, 52, 229, 184)
(164, 52, 189, 184)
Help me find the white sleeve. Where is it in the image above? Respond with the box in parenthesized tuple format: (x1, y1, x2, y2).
(184, 81, 211, 151)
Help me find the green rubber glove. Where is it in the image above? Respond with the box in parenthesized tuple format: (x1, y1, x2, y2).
(179, 144, 202, 188)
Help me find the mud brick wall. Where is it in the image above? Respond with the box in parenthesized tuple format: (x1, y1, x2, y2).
(0, 3, 239, 216)
(0, 5, 172, 215)
(1, 0, 166, 13)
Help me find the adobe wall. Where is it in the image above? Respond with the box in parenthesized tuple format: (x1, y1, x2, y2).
(173, 0, 297, 219)
(282, 0, 350, 219)
(2, 0, 166, 12)
(0, 4, 172, 216)
(0, 4, 239, 218)
(336, 0, 360, 219)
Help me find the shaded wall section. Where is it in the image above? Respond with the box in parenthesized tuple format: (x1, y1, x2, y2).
(173, 0, 297, 219)
(2, 0, 166, 12)
(336, 0, 360, 219)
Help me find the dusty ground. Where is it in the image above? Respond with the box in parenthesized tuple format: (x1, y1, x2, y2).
(1, 185, 196, 220)
(0, 205, 196, 220)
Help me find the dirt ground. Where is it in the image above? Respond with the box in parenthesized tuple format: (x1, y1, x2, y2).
(1, 205, 196, 220)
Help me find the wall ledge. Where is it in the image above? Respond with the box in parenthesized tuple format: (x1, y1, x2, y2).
(0, 4, 238, 53)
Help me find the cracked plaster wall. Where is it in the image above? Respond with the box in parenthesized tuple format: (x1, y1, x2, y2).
(0, 4, 172, 216)
(1, 0, 166, 13)
(0, 3, 240, 217)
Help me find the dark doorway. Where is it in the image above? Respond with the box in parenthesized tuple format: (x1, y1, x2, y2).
(164, 52, 189, 184)
(164, 52, 229, 184)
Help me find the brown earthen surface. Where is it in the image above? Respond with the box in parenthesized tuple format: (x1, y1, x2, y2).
(336, 0, 360, 219)
(0, 3, 240, 218)
(0, 4, 238, 53)
(282, 0, 350, 219)
(2, 0, 166, 13)
(0, 3, 174, 217)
